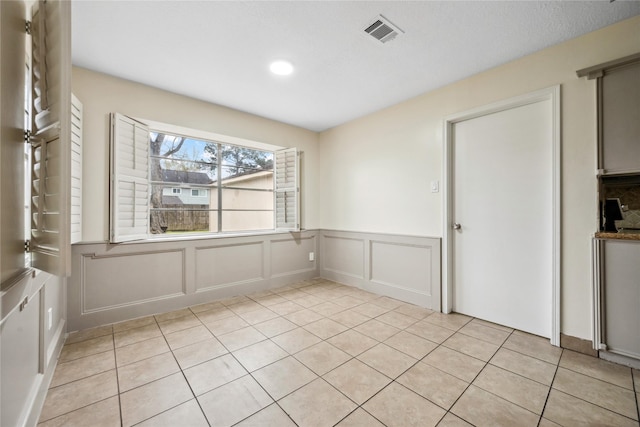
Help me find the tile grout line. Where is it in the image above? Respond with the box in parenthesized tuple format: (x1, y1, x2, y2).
(119, 314, 201, 426)
(556, 361, 639, 391)
(112, 326, 124, 427)
(196, 310, 282, 426)
(552, 380, 640, 422)
(159, 316, 212, 427)
(537, 346, 563, 426)
(486, 356, 556, 388)
(634, 369, 640, 423)
(442, 327, 516, 426)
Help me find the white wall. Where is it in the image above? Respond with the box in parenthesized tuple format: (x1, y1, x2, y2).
(318, 16, 640, 340)
(72, 67, 320, 242)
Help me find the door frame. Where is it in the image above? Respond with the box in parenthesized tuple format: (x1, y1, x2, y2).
(442, 86, 561, 346)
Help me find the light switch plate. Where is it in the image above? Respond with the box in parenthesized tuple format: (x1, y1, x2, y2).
(430, 180, 439, 193)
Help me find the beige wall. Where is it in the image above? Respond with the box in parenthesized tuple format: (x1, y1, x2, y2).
(318, 16, 640, 340)
(72, 67, 320, 242)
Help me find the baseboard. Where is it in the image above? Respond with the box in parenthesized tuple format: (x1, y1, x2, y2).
(560, 333, 598, 357)
(599, 350, 640, 370)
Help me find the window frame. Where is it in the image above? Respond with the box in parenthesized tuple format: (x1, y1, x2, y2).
(109, 117, 299, 243)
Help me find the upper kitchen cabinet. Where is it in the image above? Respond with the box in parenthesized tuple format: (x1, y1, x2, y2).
(578, 53, 640, 175)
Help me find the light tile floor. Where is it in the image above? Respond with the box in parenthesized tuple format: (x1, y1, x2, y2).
(38, 279, 640, 427)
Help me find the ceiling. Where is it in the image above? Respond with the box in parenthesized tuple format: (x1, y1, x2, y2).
(72, 1, 640, 132)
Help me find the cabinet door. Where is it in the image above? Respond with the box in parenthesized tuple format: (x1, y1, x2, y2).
(603, 240, 640, 359)
(1, 291, 42, 427)
(600, 61, 640, 174)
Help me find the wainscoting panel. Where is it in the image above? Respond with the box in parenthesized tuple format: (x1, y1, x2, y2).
(320, 230, 441, 310)
(271, 235, 317, 278)
(195, 242, 264, 291)
(321, 234, 365, 279)
(370, 240, 433, 290)
(82, 249, 186, 312)
(69, 231, 319, 331)
(69, 230, 440, 331)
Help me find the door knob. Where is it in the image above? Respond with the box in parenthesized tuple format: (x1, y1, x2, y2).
(453, 223, 462, 230)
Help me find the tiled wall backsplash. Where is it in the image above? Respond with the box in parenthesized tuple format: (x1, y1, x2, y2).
(607, 185, 640, 229)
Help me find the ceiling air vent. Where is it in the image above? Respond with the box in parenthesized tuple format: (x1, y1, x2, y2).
(364, 15, 403, 44)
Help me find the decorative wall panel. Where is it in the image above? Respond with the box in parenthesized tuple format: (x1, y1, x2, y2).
(195, 242, 263, 290)
(321, 235, 365, 279)
(271, 235, 316, 277)
(370, 240, 433, 294)
(82, 249, 185, 312)
(320, 230, 441, 310)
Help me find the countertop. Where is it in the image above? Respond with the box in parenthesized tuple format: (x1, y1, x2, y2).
(595, 231, 640, 241)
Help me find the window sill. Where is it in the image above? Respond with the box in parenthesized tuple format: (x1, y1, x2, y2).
(70, 229, 305, 246)
(145, 229, 288, 243)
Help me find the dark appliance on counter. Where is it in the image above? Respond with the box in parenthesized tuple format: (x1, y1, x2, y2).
(603, 198, 624, 232)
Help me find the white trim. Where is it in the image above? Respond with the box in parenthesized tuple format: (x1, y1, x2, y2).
(591, 238, 604, 350)
(442, 85, 561, 346)
(140, 118, 286, 153)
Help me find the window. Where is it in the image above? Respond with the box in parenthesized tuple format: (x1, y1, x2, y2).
(109, 114, 299, 242)
(149, 130, 275, 235)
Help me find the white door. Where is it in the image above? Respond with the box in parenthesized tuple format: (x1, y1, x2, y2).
(451, 97, 555, 338)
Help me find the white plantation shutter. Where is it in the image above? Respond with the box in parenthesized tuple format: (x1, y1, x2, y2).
(30, 0, 72, 276)
(30, 128, 62, 272)
(274, 148, 300, 231)
(70, 94, 83, 243)
(31, 0, 50, 132)
(110, 113, 150, 242)
(32, 0, 65, 133)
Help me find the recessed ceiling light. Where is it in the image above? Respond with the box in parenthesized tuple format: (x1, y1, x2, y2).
(270, 60, 294, 76)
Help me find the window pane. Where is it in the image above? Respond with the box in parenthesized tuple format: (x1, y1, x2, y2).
(222, 188, 273, 211)
(222, 211, 273, 232)
(150, 209, 218, 234)
(220, 145, 273, 179)
(152, 185, 211, 207)
(151, 158, 216, 183)
(150, 132, 217, 185)
(148, 130, 277, 236)
(150, 133, 217, 164)
(221, 168, 274, 190)
(150, 184, 215, 234)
